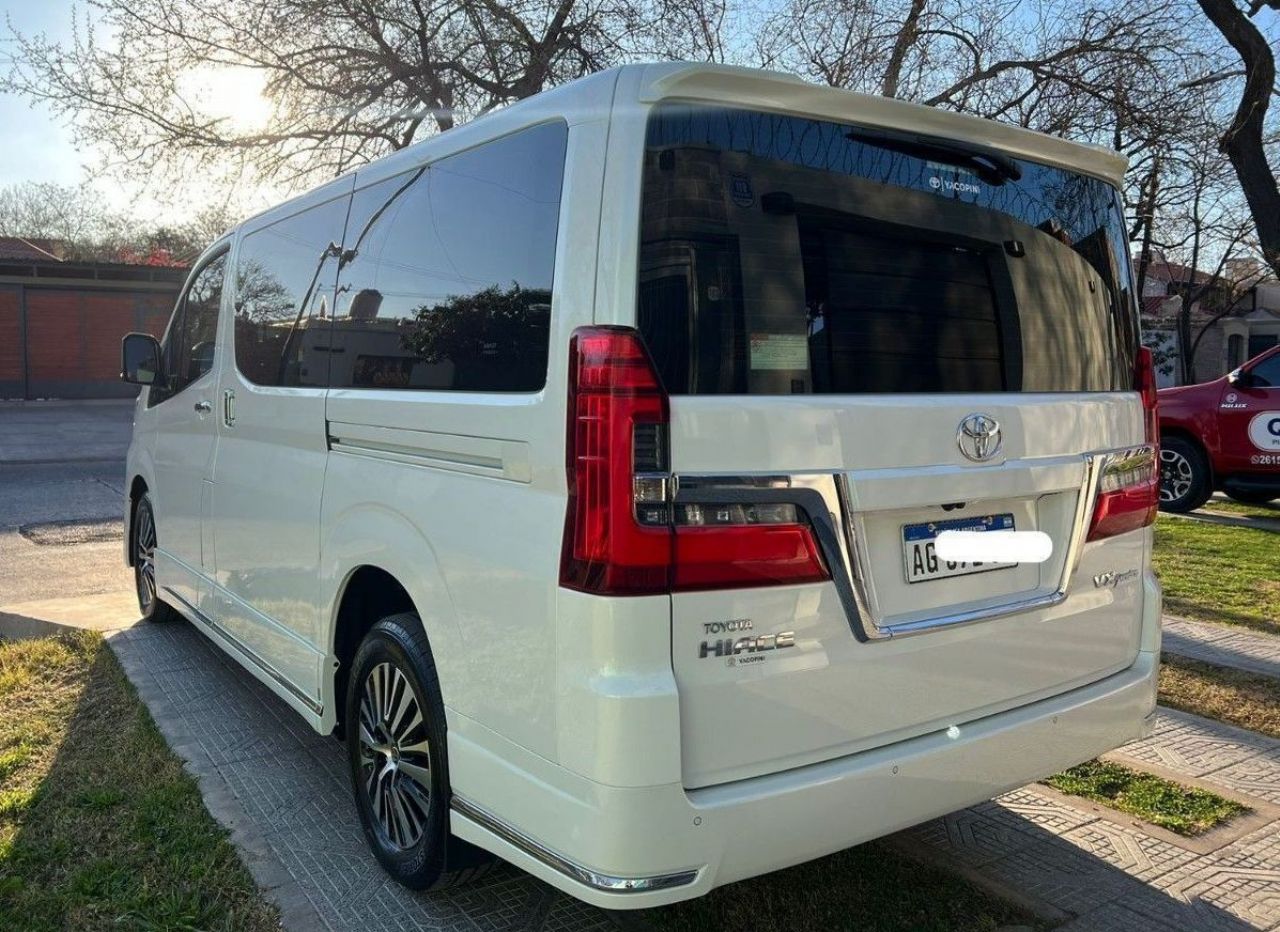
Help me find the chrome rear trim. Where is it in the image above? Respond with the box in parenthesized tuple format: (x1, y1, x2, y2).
(450, 796, 700, 893)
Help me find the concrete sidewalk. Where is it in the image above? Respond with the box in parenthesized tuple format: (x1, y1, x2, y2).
(1169, 509, 1280, 535)
(1164, 617, 1280, 681)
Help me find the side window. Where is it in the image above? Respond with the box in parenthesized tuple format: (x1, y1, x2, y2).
(234, 196, 350, 387)
(1250, 354, 1280, 388)
(330, 121, 567, 392)
(151, 251, 227, 406)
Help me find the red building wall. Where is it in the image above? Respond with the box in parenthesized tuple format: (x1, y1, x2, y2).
(0, 277, 182, 400)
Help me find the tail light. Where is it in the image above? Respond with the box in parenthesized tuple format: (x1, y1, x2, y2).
(560, 327, 829, 595)
(1136, 346, 1159, 445)
(1087, 445, 1158, 541)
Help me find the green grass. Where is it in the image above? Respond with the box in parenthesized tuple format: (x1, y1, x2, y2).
(1152, 515, 1280, 634)
(1044, 759, 1248, 837)
(0, 632, 278, 931)
(635, 839, 1040, 932)
(1160, 653, 1280, 741)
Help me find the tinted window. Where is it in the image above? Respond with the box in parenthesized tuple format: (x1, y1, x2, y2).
(1251, 354, 1280, 388)
(329, 121, 566, 392)
(151, 251, 226, 406)
(638, 105, 1138, 395)
(234, 196, 349, 387)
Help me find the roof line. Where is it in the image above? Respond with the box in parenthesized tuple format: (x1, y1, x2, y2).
(14, 236, 64, 262)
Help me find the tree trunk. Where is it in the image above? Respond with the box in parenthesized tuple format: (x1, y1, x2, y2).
(1196, 0, 1280, 276)
(881, 0, 928, 98)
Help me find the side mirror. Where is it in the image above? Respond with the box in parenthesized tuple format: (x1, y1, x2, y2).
(121, 332, 163, 385)
(1228, 368, 1254, 388)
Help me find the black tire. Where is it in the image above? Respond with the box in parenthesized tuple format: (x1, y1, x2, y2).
(1224, 489, 1280, 506)
(132, 493, 180, 623)
(1158, 436, 1212, 514)
(346, 612, 494, 891)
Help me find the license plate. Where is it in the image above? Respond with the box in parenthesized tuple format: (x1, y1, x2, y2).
(902, 513, 1017, 584)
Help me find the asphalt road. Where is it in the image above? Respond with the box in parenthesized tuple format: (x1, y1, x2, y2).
(0, 401, 133, 605)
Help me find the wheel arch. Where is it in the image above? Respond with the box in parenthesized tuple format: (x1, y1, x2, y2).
(329, 566, 420, 732)
(125, 474, 150, 567)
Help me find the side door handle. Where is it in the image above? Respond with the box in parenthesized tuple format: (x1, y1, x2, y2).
(194, 400, 212, 414)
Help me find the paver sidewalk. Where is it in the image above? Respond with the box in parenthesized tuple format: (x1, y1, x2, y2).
(1164, 617, 1280, 681)
(904, 708, 1280, 930)
(108, 620, 1280, 932)
(107, 622, 616, 932)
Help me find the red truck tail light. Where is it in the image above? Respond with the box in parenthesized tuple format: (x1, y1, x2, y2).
(1087, 445, 1158, 541)
(559, 326, 829, 596)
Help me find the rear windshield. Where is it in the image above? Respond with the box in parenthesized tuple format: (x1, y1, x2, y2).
(637, 104, 1138, 395)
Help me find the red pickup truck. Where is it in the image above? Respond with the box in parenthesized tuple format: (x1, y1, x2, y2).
(1157, 345, 1280, 512)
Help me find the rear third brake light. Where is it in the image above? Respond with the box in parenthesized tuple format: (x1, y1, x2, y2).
(1087, 445, 1158, 541)
(560, 326, 829, 595)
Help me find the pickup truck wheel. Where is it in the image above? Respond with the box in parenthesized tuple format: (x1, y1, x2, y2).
(1158, 437, 1212, 513)
(1225, 489, 1279, 505)
(346, 613, 494, 891)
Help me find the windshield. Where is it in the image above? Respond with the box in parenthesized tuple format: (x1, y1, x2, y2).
(637, 104, 1138, 395)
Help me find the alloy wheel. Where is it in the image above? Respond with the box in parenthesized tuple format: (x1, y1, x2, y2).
(135, 503, 157, 612)
(358, 661, 433, 850)
(1159, 448, 1193, 503)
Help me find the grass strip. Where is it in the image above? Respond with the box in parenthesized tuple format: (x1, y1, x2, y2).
(1044, 759, 1248, 837)
(1160, 653, 1280, 740)
(0, 632, 278, 931)
(1152, 516, 1280, 635)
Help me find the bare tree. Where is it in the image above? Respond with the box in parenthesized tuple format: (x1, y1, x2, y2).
(0, 181, 111, 244)
(1191, 0, 1280, 275)
(0, 180, 240, 264)
(755, 0, 1190, 140)
(2, 0, 725, 194)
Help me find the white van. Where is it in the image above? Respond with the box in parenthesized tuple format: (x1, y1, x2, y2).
(120, 62, 1162, 909)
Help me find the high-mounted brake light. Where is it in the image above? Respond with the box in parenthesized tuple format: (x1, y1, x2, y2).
(1087, 445, 1158, 541)
(559, 327, 829, 595)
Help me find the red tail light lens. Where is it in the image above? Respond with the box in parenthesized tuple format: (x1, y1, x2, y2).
(559, 326, 829, 595)
(560, 328, 671, 594)
(673, 525, 828, 590)
(1087, 445, 1159, 541)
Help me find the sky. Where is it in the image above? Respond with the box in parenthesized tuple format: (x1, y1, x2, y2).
(0, 6, 86, 190)
(0, 3, 276, 227)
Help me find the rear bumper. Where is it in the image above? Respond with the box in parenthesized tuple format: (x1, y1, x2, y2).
(449, 647, 1159, 909)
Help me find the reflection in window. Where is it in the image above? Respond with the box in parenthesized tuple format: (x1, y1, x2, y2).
(639, 105, 1138, 395)
(233, 195, 349, 387)
(153, 251, 226, 405)
(330, 121, 566, 392)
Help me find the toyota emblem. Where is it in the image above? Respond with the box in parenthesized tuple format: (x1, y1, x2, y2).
(957, 413, 1002, 462)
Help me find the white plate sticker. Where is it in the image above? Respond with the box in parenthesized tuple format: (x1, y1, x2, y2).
(749, 333, 809, 370)
(1248, 411, 1280, 452)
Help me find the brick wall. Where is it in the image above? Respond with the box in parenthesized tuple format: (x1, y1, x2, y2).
(0, 289, 20, 396)
(0, 281, 180, 400)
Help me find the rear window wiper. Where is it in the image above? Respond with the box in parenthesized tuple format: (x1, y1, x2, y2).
(844, 126, 1022, 185)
